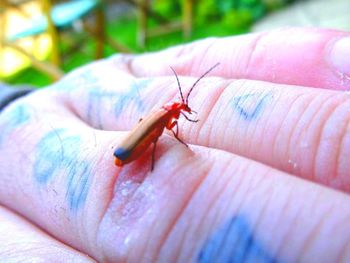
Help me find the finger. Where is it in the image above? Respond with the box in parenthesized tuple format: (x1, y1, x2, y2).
(53, 60, 183, 130)
(3, 91, 350, 263)
(125, 27, 350, 90)
(152, 148, 350, 263)
(0, 205, 95, 262)
(191, 79, 350, 192)
(2, 88, 350, 262)
(0, 89, 114, 259)
(52, 137, 350, 262)
(57, 63, 350, 192)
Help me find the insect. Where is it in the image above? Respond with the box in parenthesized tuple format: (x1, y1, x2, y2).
(114, 63, 220, 171)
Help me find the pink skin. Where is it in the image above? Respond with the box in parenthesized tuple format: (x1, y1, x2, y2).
(0, 28, 350, 262)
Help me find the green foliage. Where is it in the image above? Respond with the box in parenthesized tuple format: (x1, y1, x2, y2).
(223, 9, 253, 29)
(219, 0, 267, 28)
(4, 0, 297, 87)
(196, 0, 221, 25)
(153, 0, 180, 17)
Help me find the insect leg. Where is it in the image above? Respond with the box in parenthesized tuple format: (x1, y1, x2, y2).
(151, 138, 158, 171)
(170, 121, 189, 147)
(171, 119, 179, 136)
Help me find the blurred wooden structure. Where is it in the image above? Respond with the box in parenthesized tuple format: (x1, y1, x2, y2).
(128, 0, 194, 48)
(0, 0, 130, 81)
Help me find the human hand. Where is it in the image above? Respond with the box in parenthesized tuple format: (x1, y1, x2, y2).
(1, 27, 350, 262)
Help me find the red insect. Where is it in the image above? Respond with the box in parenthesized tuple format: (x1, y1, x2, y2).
(114, 63, 219, 170)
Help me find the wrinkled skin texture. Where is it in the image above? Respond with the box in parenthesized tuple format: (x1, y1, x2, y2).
(1, 28, 350, 262)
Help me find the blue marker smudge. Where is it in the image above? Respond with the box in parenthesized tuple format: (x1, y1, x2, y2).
(33, 129, 91, 212)
(53, 67, 98, 91)
(232, 92, 272, 121)
(66, 162, 90, 212)
(114, 79, 148, 116)
(0, 103, 32, 146)
(198, 215, 278, 263)
(87, 78, 150, 128)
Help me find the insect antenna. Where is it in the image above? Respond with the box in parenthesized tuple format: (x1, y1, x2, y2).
(186, 62, 220, 105)
(170, 66, 185, 104)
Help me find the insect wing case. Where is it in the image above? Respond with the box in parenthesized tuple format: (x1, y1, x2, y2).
(114, 108, 170, 165)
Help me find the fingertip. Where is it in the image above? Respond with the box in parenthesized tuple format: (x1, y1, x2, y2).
(123, 28, 350, 90)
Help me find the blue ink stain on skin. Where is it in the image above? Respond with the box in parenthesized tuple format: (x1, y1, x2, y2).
(53, 67, 98, 91)
(66, 162, 90, 212)
(87, 79, 150, 128)
(198, 216, 278, 263)
(0, 104, 32, 146)
(6, 104, 31, 126)
(33, 129, 91, 212)
(232, 93, 272, 121)
(114, 79, 147, 116)
(54, 68, 150, 128)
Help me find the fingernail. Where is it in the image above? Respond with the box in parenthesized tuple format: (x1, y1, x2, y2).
(329, 37, 350, 76)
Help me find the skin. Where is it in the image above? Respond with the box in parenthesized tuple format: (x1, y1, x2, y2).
(0, 27, 350, 262)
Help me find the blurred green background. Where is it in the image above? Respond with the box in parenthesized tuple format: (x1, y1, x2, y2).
(0, 0, 306, 87)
